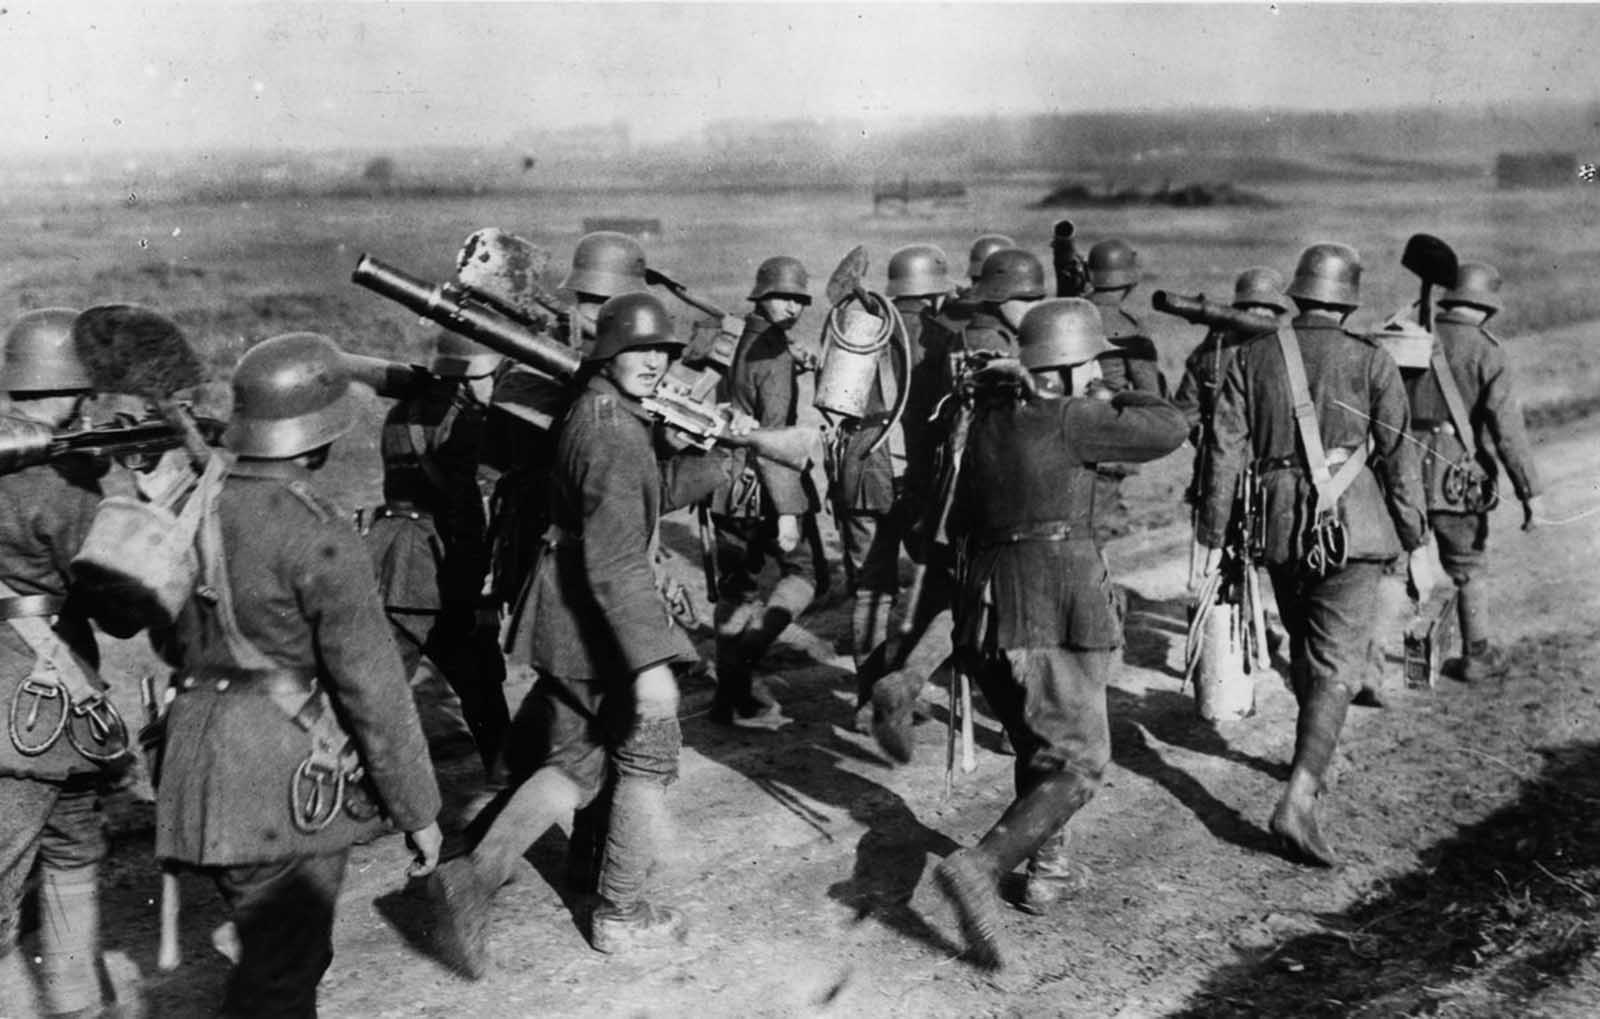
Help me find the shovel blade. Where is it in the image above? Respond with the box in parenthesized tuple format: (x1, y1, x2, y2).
(1400, 233, 1459, 289)
(825, 245, 870, 306)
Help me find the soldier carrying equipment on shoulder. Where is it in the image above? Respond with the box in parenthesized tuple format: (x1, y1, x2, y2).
(1197, 243, 1430, 868)
(931, 299, 1187, 969)
(363, 331, 511, 777)
(0, 309, 138, 1019)
(1403, 260, 1542, 681)
(707, 256, 822, 728)
(155, 334, 442, 1017)
(431, 293, 745, 974)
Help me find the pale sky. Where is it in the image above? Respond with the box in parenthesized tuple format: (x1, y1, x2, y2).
(4, 2, 1598, 153)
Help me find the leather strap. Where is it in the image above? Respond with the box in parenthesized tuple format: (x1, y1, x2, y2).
(1273, 323, 1371, 512)
(0, 595, 66, 621)
(1429, 343, 1480, 459)
(976, 521, 1077, 547)
(0, 578, 99, 705)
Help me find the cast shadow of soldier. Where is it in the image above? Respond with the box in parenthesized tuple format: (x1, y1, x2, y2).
(1108, 585, 1289, 857)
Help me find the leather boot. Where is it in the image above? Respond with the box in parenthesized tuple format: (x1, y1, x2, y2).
(851, 591, 894, 732)
(1447, 579, 1508, 682)
(1017, 826, 1091, 916)
(1269, 682, 1350, 867)
(934, 771, 1096, 968)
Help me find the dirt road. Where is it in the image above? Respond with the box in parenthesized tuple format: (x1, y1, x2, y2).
(66, 413, 1600, 1019)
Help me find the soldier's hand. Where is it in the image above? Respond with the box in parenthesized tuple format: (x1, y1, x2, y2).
(723, 407, 759, 440)
(776, 514, 801, 552)
(405, 822, 443, 878)
(1406, 548, 1436, 603)
(1522, 495, 1544, 532)
(1197, 544, 1224, 581)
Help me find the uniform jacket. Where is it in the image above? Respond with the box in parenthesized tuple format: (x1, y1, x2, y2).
(952, 391, 1186, 651)
(1199, 316, 1428, 565)
(1173, 328, 1250, 500)
(957, 308, 1021, 359)
(156, 459, 440, 866)
(368, 380, 491, 615)
(1091, 291, 1166, 397)
(1406, 308, 1541, 505)
(712, 311, 809, 516)
(0, 457, 109, 781)
(514, 373, 736, 681)
(900, 305, 963, 506)
(483, 365, 571, 607)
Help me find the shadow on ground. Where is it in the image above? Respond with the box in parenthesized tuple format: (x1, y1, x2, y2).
(1170, 737, 1600, 1018)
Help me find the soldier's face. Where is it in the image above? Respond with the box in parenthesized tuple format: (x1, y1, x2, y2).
(574, 295, 604, 338)
(607, 346, 672, 398)
(758, 296, 805, 328)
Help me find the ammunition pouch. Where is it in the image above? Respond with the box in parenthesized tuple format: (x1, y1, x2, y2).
(1416, 424, 1499, 514)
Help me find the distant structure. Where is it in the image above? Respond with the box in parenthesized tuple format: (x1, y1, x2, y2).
(1032, 178, 1273, 210)
(872, 175, 969, 215)
(1495, 151, 1578, 189)
(582, 217, 661, 239)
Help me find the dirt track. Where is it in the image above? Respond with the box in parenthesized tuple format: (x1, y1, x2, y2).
(62, 411, 1600, 1019)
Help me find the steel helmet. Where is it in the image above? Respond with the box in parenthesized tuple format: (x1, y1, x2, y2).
(561, 231, 648, 299)
(224, 333, 355, 459)
(967, 234, 1016, 279)
(1285, 243, 1362, 309)
(886, 244, 952, 299)
(430, 331, 504, 378)
(972, 248, 1048, 303)
(587, 292, 683, 363)
(3, 308, 92, 394)
(1232, 267, 1288, 313)
(1440, 260, 1503, 315)
(1088, 239, 1140, 290)
(747, 256, 811, 304)
(1018, 298, 1113, 370)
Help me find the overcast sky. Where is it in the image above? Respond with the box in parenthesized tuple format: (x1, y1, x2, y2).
(5, 2, 1598, 153)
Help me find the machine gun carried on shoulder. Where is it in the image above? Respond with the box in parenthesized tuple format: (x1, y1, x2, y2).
(0, 413, 226, 477)
(1151, 290, 1278, 335)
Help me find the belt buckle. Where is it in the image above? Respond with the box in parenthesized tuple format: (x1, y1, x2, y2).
(290, 756, 345, 833)
(8, 677, 67, 756)
(65, 690, 130, 764)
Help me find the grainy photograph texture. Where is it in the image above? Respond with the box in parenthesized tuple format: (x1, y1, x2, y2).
(2, 3, 1600, 1017)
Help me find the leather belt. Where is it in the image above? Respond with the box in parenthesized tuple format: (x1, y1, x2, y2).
(1256, 446, 1359, 474)
(177, 666, 317, 698)
(976, 520, 1078, 547)
(0, 595, 65, 620)
(840, 412, 894, 432)
(1411, 421, 1457, 437)
(376, 504, 431, 521)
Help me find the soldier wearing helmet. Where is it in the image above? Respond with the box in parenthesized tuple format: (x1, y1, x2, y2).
(360, 331, 510, 776)
(0, 308, 135, 1017)
(434, 293, 743, 968)
(157, 333, 442, 1016)
(705, 256, 820, 728)
(946, 234, 1018, 322)
(559, 231, 650, 349)
(1196, 242, 1430, 868)
(1402, 259, 1541, 682)
(929, 298, 1186, 968)
(1087, 238, 1167, 542)
(963, 247, 1048, 357)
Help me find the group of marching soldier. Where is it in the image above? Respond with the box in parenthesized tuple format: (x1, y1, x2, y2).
(0, 216, 1541, 1014)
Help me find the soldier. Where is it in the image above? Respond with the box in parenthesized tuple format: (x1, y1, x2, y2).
(833, 244, 952, 731)
(365, 332, 510, 775)
(947, 234, 1016, 322)
(156, 334, 442, 1016)
(961, 247, 1049, 357)
(1088, 238, 1165, 544)
(1197, 243, 1431, 867)
(0, 309, 134, 1018)
(932, 299, 1187, 968)
(1406, 261, 1542, 681)
(431, 294, 742, 972)
(707, 256, 820, 727)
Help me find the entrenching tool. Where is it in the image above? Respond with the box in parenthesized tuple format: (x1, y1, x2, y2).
(71, 305, 212, 464)
(1400, 233, 1460, 332)
(454, 228, 565, 326)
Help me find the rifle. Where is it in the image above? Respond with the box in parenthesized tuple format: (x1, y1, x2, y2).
(1151, 290, 1278, 335)
(0, 414, 226, 477)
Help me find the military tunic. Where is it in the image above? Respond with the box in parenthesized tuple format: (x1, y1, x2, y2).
(1199, 317, 1428, 702)
(368, 379, 508, 769)
(1406, 308, 1541, 580)
(951, 390, 1185, 788)
(1173, 327, 1249, 503)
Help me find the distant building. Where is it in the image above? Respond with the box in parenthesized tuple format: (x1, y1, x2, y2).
(1495, 151, 1578, 189)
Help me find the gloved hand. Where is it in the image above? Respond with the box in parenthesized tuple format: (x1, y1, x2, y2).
(1406, 547, 1436, 603)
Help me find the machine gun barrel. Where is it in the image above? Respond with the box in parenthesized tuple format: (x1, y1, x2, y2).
(1151, 290, 1277, 335)
(0, 415, 225, 476)
(352, 254, 582, 382)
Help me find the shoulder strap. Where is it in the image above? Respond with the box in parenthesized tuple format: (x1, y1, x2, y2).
(1273, 323, 1369, 511)
(195, 466, 279, 671)
(1429, 342, 1480, 458)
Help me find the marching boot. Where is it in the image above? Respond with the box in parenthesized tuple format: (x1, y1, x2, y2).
(36, 864, 107, 1019)
(870, 667, 922, 764)
(711, 599, 770, 726)
(589, 779, 687, 955)
(1269, 683, 1350, 867)
(851, 591, 894, 733)
(1017, 826, 1091, 916)
(431, 768, 581, 978)
(934, 771, 1096, 968)
(567, 791, 613, 898)
(1446, 579, 1509, 683)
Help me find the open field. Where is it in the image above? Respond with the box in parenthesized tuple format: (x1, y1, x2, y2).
(5, 169, 1600, 1017)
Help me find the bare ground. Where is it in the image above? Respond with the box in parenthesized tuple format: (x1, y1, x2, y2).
(39, 409, 1595, 1019)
